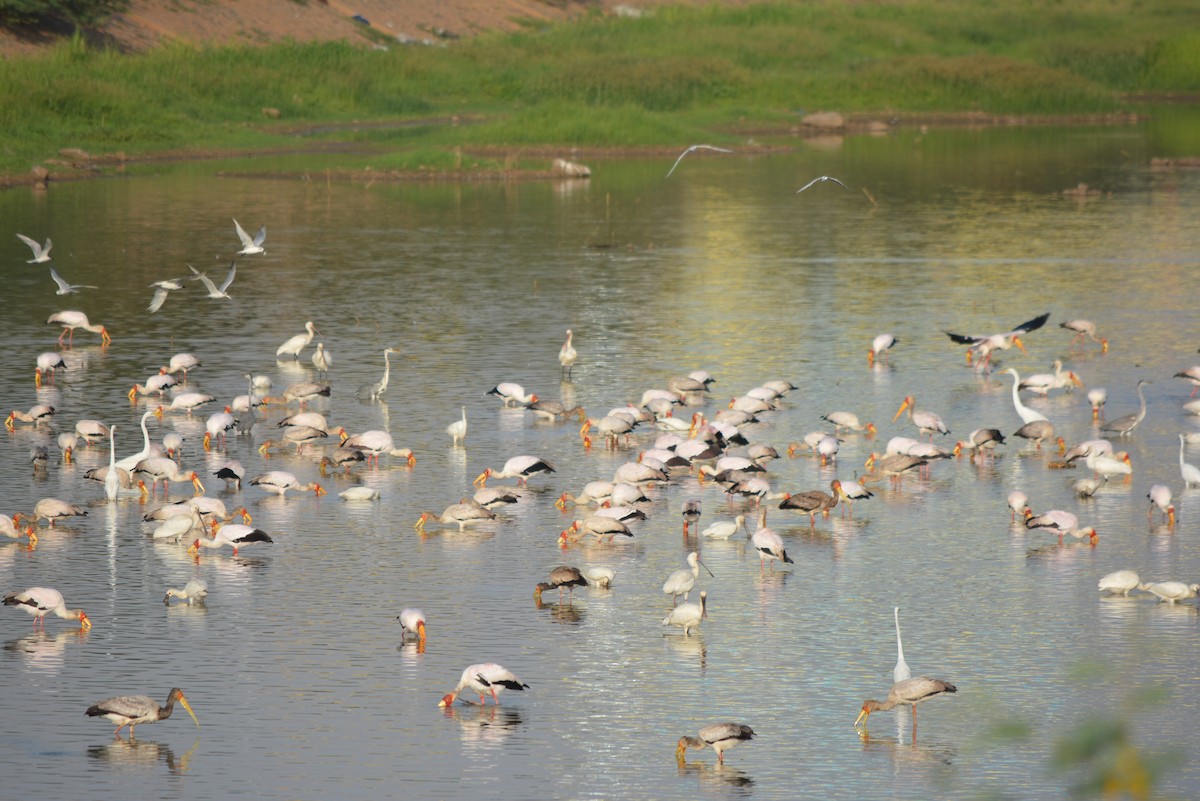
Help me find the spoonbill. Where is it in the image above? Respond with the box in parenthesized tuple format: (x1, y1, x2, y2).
(277, 321, 320, 360)
(662, 552, 713, 605)
(559, 329, 577, 378)
(1098, 570, 1141, 596)
(662, 590, 707, 636)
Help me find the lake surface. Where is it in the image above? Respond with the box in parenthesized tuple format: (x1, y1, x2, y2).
(1, 120, 1199, 800)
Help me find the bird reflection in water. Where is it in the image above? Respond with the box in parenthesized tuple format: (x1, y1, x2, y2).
(88, 735, 200, 775)
(534, 596, 585, 625)
(442, 704, 523, 748)
(675, 759, 755, 794)
(5, 629, 85, 672)
(1024, 541, 1096, 561)
(663, 630, 707, 671)
(857, 726, 956, 763)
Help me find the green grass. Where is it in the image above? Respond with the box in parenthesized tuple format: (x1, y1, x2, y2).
(1, 1, 1198, 176)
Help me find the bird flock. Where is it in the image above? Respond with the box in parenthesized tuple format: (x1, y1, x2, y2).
(6, 210, 1200, 774)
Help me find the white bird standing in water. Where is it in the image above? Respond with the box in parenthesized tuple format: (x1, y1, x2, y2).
(1182, 435, 1200, 488)
(894, 607, 912, 683)
(278, 321, 320, 361)
(559, 329, 577, 379)
(1098, 570, 1141, 596)
(662, 590, 708, 636)
(447, 407, 467, 445)
(104, 426, 120, 501)
(163, 579, 208, 605)
(233, 218, 265, 255)
(662, 552, 713, 606)
(311, 342, 332, 377)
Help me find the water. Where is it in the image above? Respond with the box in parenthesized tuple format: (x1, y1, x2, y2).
(1, 122, 1200, 800)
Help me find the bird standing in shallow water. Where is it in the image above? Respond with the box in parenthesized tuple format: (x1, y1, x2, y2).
(438, 664, 528, 706)
(86, 688, 199, 737)
(534, 566, 588, 603)
(676, 723, 755, 765)
(559, 329, 577, 379)
(855, 676, 957, 732)
(4, 587, 89, 630)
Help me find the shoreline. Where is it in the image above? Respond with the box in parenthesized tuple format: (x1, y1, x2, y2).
(0, 109, 1159, 191)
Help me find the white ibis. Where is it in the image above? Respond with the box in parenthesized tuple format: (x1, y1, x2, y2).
(163, 580, 208, 605)
(86, 688, 199, 737)
(662, 552, 713, 605)
(676, 723, 755, 765)
(248, 471, 325, 498)
(447, 407, 467, 445)
(559, 329, 577, 378)
(438, 664, 528, 706)
(277, 321, 320, 360)
(855, 677, 957, 731)
(1098, 570, 1141, 596)
(662, 590, 707, 636)
(474, 456, 554, 487)
(4, 587, 89, 630)
(397, 609, 426, 641)
(233, 218, 265, 254)
(534, 566, 588, 603)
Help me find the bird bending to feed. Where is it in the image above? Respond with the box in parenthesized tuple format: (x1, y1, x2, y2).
(414, 503, 497, 533)
(20, 498, 87, 527)
(1148, 484, 1175, 526)
(163, 579, 208, 605)
(676, 723, 755, 765)
(779, 480, 849, 529)
(855, 677, 957, 730)
(474, 456, 555, 487)
(662, 552, 713, 606)
(796, 175, 849, 193)
(581, 566, 616, 588)
(86, 688, 198, 737)
(233, 218, 265, 254)
(1099, 380, 1150, 437)
(357, 348, 400, 400)
(49, 267, 96, 295)
(1087, 388, 1107, 420)
(485, 382, 537, 407)
(664, 144, 734, 178)
(1138, 581, 1200, 604)
(339, 486, 380, 501)
(868, 333, 897, 366)
(943, 312, 1049, 370)
(188, 261, 236, 299)
(1018, 360, 1082, 396)
(447, 406, 467, 445)
(1026, 510, 1098, 544)
(560, 516, 633, 544)
(398, 609, 426, 641)
(47, 310, 110, 346)
(343, 430, 414, 467)
(34, 351, 65, 387)
(559, 329, 577, 379)
(0, 515, 36, 545)
(821, 412, 876, 435)
(4, 587, 89, 630)
(277, 321, 320, 360)
(1060, 319, 1108, 352)
(894, 607, 912, 683)
(662, 590, 707, 636)
(5, 404, 56, 430)
(1098, 570, 1141, 596)
(189, 524, 274, 556)
(249, 471, 325, 498)
(439, 664, 528, 706)
(16, 233, 52, 263)
(534, 566, 588, 603)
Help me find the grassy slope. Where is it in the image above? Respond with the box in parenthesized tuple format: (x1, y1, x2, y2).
(2, 1, 1198, 175)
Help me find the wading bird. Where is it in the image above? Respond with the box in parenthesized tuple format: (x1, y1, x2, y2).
(438, 664, 528, 706)
(676, 723, 755, 765)
(855, 677, 957, 732)
(86, 688, 198, 737)
(4, 587, 89, 630)
(47, 310, 110, 346)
